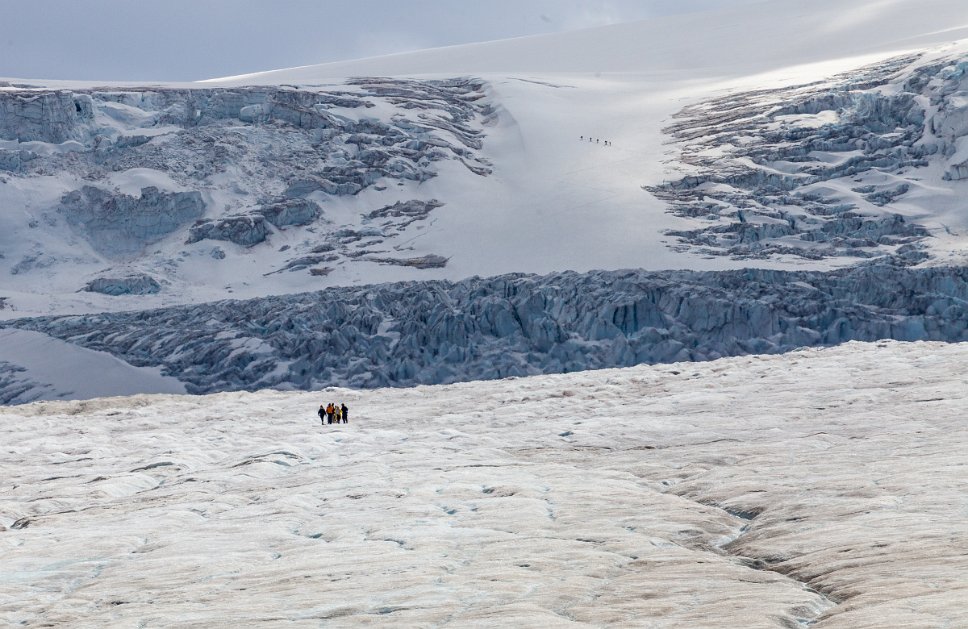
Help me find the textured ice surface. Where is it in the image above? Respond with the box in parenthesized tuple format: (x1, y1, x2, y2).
(1, 341, 965, 626)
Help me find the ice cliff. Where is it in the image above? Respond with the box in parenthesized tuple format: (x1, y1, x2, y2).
(2, 262, 965, 402)
(60, 186, 205, 257)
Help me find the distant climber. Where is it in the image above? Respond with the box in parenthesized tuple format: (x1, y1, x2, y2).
(341, 403, 349, 424)
(318, 404, 326, 425)
(326, 402, 335, 424)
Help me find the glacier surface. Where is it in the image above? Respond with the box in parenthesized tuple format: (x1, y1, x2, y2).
(2, 341, 965, 626)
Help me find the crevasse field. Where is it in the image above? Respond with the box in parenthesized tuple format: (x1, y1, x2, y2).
(3, 341, 966, 627)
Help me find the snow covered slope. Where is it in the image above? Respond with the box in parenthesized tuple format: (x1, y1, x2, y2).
(2, 0, 968, 319)
(3, 340, 966, 626)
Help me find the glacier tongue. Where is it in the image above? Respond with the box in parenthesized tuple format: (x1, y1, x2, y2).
(2, 263, 966, 402)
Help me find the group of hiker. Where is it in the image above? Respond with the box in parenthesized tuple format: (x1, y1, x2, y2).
(319, 402, 349, 425)
(579, 135, 611, 146)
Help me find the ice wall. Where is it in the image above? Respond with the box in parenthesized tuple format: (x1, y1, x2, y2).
(60, 186, 206, 257)
(3, 262, 966, 401)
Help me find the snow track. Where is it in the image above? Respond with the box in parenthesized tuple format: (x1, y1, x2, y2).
(2, 340, 966, 627)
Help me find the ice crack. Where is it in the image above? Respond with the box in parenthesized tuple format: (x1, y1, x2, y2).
(700, 499, 839, 627)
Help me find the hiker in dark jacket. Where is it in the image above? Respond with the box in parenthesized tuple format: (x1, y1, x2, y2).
(341, 403, 349, 424)
(318, 404, 326, 425)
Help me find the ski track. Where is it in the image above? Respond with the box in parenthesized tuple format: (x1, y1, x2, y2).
(2, 340, 967, 627)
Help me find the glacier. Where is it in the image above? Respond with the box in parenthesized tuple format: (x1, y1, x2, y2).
(5, 47, 968, 319)
(0, 77, 493, 310)
(4, 0, 968, 625)
(7, 51, 968, 405)
(650, 52, 968, 262)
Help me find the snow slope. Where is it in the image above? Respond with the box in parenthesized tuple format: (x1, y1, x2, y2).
(2, 340, 966, 627)
(208, 0, 968, 83)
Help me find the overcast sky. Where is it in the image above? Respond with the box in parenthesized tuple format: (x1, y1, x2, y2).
(0, 0, 761, 82)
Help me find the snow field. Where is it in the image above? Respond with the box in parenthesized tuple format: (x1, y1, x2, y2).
(2, 340, 966, 627)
